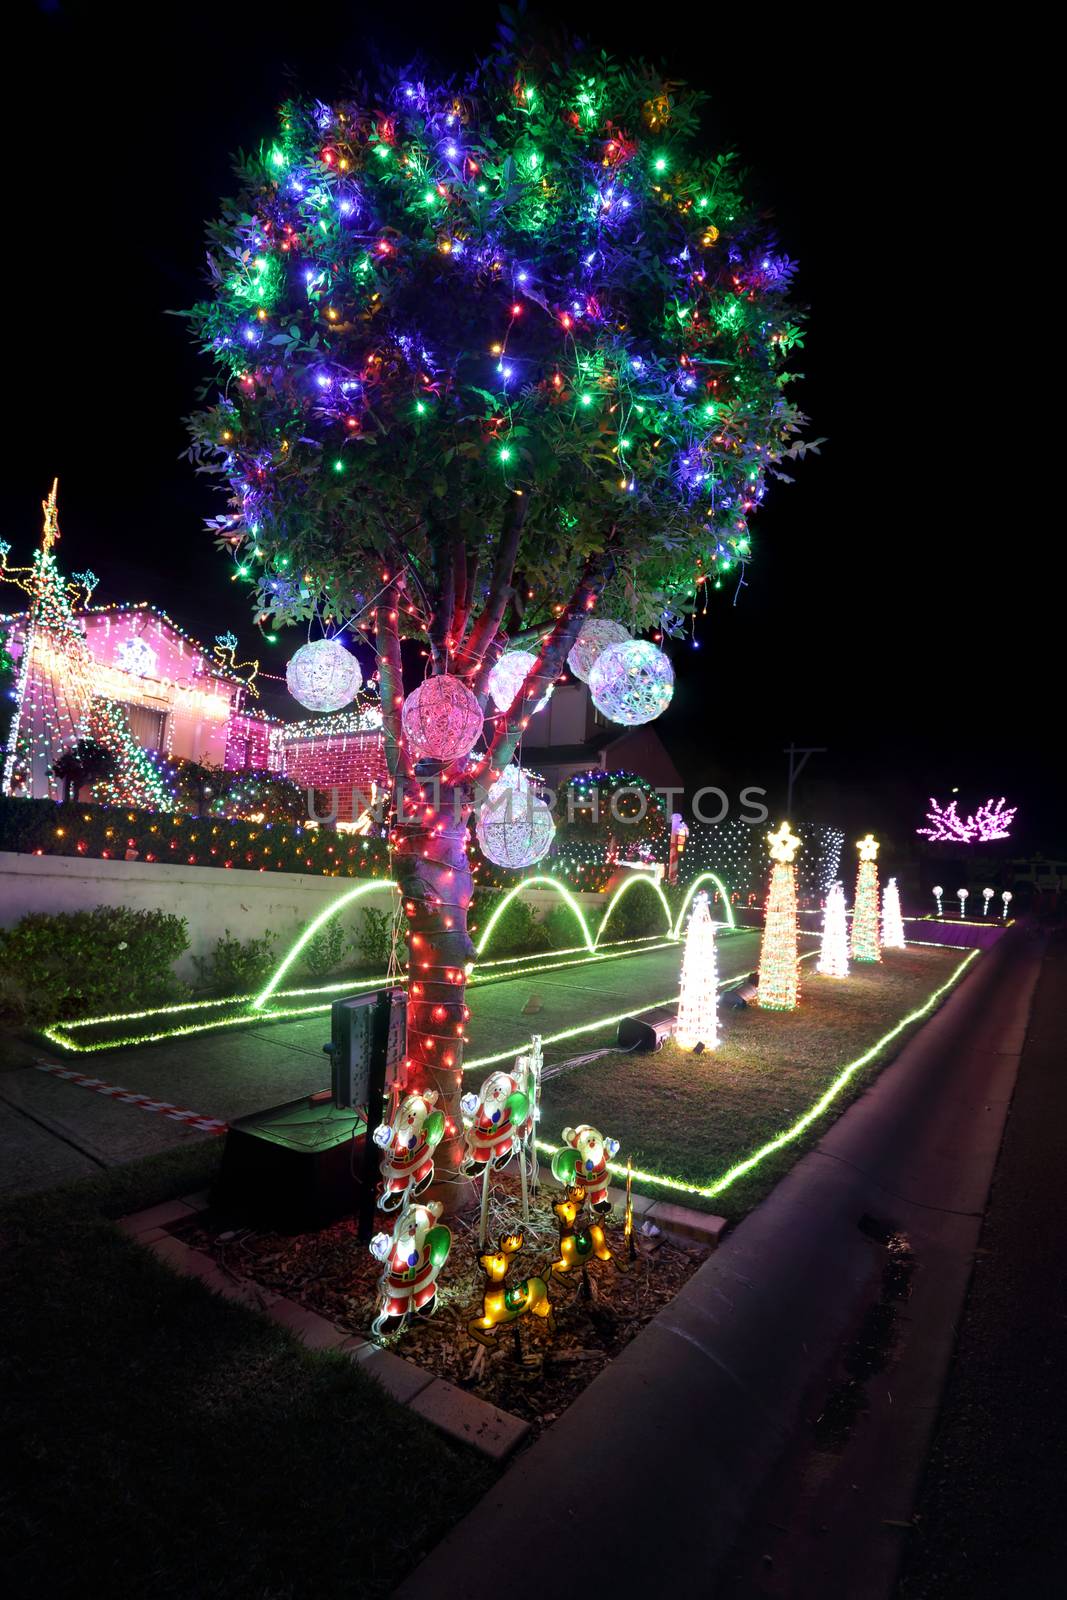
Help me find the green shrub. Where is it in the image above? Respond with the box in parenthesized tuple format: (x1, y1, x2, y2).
(544, 901, 589, 950)
(0, 906, 189, 1023)
(354, 906, 395, 971)
(469, 890, 550, 956)
(601, 881, 671, 941)
(192, 929, 278, 995)
(302, 918, 348, 979)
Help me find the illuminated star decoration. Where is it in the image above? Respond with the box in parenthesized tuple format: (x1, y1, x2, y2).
(857, 833, 879, 862)
(767, 820, 801, 864)
(916, 796, 1016, 844)
(41, 478, 61, 552)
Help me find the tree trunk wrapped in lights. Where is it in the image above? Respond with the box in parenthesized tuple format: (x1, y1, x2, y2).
(851, 834, 882, 963)
(758, 823, 801, 1010)
(182, 52, 814, 1207)
(392, 773, 475, 1173)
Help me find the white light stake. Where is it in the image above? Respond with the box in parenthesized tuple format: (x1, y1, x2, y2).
(957, 888, 968, 918)
(1001, 890, 1013, 919)
(982, 887, 994, 916)
(933, 885, 944, 918)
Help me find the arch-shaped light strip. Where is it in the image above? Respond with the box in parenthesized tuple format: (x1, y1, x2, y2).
(672, 872, 736, 938)
(592, 872, 674, 948)
(474, 875, 594, 957)
(252, 880, 399, 1010)
(258, 870, 742, 1008)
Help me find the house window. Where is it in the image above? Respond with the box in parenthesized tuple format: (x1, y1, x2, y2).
(119, 702, 166, 753)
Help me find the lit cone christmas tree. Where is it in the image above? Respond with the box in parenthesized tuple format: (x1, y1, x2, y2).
(0, 481, 94, 798)
(882, 875, 906, 949)
(675, 891, 718, 1050)
(758, 822, 801, 1010)
(817, 881, 850, 977)
(851, 834, 882, 962)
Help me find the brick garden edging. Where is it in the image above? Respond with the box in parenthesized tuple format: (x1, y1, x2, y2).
(116, 1187, 726, 1461)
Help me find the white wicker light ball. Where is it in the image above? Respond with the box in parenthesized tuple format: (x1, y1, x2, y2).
(486, 763, 530, 799)
(567, 618, 630, 683)
(285, 638, 362, 713)
(476, 784, 556, 869)
(589, 639, 674, 727)
(401, 673, 484, 762)
(487, 650, 537, 712)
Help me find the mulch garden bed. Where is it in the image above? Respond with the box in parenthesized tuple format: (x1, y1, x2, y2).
(179, 1169, 708, 1433)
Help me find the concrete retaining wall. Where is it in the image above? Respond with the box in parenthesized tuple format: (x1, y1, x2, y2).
(0, 853, 607, 978)
(0, 851, 397, 979)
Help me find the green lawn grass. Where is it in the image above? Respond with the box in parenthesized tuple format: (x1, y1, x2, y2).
(0, 1143, 493, 1599)
(0, 941, 975, 1594)
(540, 944, 976, 1223)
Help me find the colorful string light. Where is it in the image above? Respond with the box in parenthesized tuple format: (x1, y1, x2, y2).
(817, 881, 849, 978)
(675, 890, 718, 1049)
(851, 834, 881, 962)
(757, 822, 801, 1009)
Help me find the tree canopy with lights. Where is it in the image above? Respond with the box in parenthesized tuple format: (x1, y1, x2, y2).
(184, 38, 813, 1182)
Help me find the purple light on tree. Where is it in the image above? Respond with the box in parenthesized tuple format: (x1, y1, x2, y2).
(917, 796, 1017, 844)
(972, 798, 1017, 841)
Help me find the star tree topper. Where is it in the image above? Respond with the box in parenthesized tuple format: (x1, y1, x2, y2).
(857, 833, 879, 862)
(768, 821, 801, 864)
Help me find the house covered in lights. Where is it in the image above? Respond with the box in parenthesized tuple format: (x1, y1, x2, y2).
(0, 486, 387, 812)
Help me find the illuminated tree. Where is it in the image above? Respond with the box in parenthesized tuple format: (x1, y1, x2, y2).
(675, 890, 718, 1049)
(882, 875, 906, 948)
(556, 769, 668, 864)
(1, 484, 94, 799)
(50, 740, 116, 804)
(851, 834, 881, 962)
(817, 880, 849, 978)
(184, 42, 813, 1189)
(758, 822, 800, 1009)
(172, 760, 229, 818)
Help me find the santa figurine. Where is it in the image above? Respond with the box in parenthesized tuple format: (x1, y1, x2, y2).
(369, 1198, 451, 1337)
(459, 1071, 531, 1177)
(372, 1089, 445, 1212)
(551, 1123, 620, 1214)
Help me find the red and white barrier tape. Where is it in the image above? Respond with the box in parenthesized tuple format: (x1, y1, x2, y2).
(34, 1062, 227, 1134)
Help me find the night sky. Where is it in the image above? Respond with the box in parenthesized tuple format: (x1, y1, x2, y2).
(10, 5, 1052, 851)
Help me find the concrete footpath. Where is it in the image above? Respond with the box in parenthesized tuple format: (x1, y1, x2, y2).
(396, 930, 1042, 1600)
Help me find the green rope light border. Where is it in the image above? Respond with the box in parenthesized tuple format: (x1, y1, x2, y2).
(530, 947, 981, 1202)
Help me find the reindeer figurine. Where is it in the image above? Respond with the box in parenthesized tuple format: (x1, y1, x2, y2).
(550, 1185, 614, 1278)
(468, 1232, 554, 1348)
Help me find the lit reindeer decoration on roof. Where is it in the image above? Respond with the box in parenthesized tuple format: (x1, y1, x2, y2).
(213, 630, 260, 699)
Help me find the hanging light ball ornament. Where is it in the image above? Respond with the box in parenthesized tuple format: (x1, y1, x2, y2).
(401, 673, 484, 762)
(589, 640, 674, 727)
(567, 618, 630, 683)
(487, 650, 538, 712)
(285, 638, 362, 713)
(476, 777, 556, 869)
(486, 763, 531, 800)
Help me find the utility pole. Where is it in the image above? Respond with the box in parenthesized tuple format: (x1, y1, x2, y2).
(784, 744, 826, 817)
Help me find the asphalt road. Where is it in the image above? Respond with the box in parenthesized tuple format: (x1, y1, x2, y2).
(897, 934, 1067, 1597)
(0, 931, 769, 1196)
